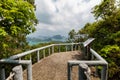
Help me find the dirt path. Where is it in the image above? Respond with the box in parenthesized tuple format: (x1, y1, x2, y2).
(24, 51, 100, 80)
(24, 51, 82, 80)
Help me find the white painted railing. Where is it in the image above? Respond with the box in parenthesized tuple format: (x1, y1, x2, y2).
(8, 43, 81, 60)
(0, 42, 81, 80)
(0, 38, 108, 80)
(68, 38, 108, 80)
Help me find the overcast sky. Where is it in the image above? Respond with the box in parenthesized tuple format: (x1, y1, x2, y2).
(29, 0, 101, 37)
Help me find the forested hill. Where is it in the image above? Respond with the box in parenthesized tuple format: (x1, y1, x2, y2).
(27, 35, 67, 45)
(68, 0, 120, 80)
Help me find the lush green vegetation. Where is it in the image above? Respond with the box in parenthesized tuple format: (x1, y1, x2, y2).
(68, 0, 120, 79)
(0, 0, 37, 59)
(0, 0, 119, 79)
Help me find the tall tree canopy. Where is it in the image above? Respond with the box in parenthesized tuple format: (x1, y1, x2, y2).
(0, 0, 37, 58)
(68, 29, 76, 42)
(92, 0, 116, 19)
(75, 0, 120, 79)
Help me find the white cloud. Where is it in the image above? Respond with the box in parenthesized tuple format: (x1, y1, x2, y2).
(29, 0, 101, 37)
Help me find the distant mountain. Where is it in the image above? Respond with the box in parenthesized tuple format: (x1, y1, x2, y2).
(27, 34, 67, 45)
(42, 35, 66, 42)
(52, 35, 63, 39)
(27, 37, 42, 42)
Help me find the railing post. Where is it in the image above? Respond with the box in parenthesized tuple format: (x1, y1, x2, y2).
(0, 66, 5, 80)
(101, 65, 108, 80)
(43, 49, 45, 58)
(87, 45, 91, 60)
(66, 45, 68, 52)
(58, 45, 60, 52)
(59, 45, 61, 52)
(78, 45, 80, 51)
(27, 62, 32, 80)
(91, 54, 94, 60)
(71, 44, 73, 51)
(80, 43, 85, 58)
(37, 51, 40, 62)
(75, 45, 77, 51)
(30, 54, 32, 61)
(49, 48, 50, 55)
(52, 45, 54, 53)
(19, 57, 21, 60)
(68, 62, 72, 80)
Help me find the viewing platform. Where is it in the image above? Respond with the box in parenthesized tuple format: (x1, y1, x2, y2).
(24, 51, 82, 80)
(0, 38, 108, 80)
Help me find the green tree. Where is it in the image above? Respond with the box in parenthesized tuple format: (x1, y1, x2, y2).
(26, 0, 35, 4)
(78, 23, 91, 34)
(78, 0, 120, 79)
(0, 0, 37, 58)
(68, 29, 76, 42)
(92, 0, 116, 19)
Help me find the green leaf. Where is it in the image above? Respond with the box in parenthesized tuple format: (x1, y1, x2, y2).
(0, 28, 7, 36)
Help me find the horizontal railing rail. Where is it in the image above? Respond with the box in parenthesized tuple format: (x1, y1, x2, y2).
(68, 49, 108, 80)
(0, 42, 82, 80)
(0, 59, 32, 80)
(68, 38, 108, 80)
(8, 43, 81, 60)
(0, 38, 108, 80)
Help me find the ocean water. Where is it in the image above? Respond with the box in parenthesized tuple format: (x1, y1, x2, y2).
(27, 38, 67, 45)
(27, 35, 68, 45)
(28, 41, 50, 45)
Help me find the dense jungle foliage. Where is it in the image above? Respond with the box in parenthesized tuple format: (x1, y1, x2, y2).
(68, 0, 120, 79)
(0, 0, 37, 59)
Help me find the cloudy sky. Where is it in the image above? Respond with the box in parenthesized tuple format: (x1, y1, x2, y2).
(29, 0, 101, 37)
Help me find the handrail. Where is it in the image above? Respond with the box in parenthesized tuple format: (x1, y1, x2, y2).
(8, 43, 81, 60)
(0, 59, 31, 64)
(68, 60, 107, 65)
(67, 38, 108, 80)
(8, 44, 54, 60)
(68, 48, 108, 80)
(0, 38, 108, 80)
(0, 59, 32, 80)
(90, 48, 107, 63)
(0, 42, 82, 80)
